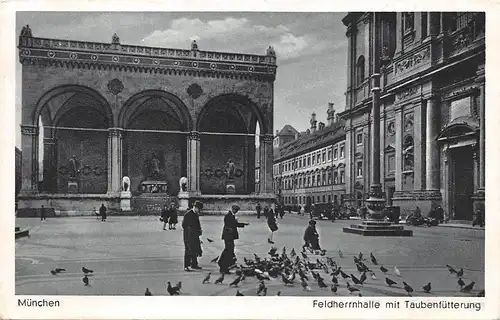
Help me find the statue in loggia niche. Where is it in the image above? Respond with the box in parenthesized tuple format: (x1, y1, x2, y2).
(144, 152, 162, 180)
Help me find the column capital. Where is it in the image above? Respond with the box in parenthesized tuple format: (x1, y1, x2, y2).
(108, 127, 123, 138)
(261, 134, 274, 144)
(21, 124, 38, 136)
(188, 131, 200, 141)
(43, 137, 55, 145)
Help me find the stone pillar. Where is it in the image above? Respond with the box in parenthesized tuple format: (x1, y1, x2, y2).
(187, 131, 201, 194)
(473, 146, 479, 192)
(107, 128, 123, 195)
(43, 136, 56, 192)
(477, 66, 485, 192)
(394, 107, 403, 191)
(20, 125, 39, 194)
(395, 13, 403, 55)
(413, 100, 426, 190)
(259, 134, 274, 194)
(425, 97, 440, 190)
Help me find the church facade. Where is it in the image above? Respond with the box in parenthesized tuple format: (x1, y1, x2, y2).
(338, 12, 485, 221)
(17, 27, 277, 215)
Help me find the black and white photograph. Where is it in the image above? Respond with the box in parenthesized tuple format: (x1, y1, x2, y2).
(2, 3, 498, 319)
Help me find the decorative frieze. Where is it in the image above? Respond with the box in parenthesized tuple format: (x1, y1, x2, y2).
(394, 47, 430, 75)
(21, 125, 39, 136)
(395, 85, 420, 103)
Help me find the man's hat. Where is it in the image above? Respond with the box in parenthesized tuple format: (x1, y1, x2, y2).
(309, 220, 316, 225)
(232, 205, 240, 212)
(193, 200, 204, 209)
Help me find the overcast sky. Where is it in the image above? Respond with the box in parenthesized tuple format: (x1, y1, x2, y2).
(15, 12, 348, 147)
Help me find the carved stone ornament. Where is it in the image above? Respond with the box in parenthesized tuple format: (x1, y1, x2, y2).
(394, 47, 430, 74)
(396, 86, 420, 102)
(187, 83, 203, 99)
(21, 125, 39, 135)
(387, 121, 396, 136)
(404, 113, 414, 132)
(107, 78, 124, 95)
(189, 131, 200, 141)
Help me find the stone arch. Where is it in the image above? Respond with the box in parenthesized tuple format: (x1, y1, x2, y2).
(33, 84, 113, 128)
(196, 93, 267, 134)
(119, 90, 192, 130)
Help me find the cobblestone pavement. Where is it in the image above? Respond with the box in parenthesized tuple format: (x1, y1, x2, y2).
(15, 214, 485, 297)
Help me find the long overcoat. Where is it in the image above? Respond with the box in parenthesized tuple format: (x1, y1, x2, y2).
(182, 209, 202, 256)
(221, 211, 246, 241)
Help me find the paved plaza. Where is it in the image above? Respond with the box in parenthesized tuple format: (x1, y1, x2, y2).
(15, 214, 484, 297)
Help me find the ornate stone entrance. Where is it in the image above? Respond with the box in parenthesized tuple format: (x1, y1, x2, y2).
(17, 29, 277, 215)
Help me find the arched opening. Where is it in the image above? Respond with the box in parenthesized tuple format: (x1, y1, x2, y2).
(356, 56, 365, 85)
(53, 93, 111, 193)
(122, 95, 188, 195)
(198, 94, 262, 195)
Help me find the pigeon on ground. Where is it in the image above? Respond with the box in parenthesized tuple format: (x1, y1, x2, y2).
(174, 282, 182, 291)
(82, 275, 89, 286)
(350, 274, 363, 285)
(257, 281, 267, 295)
(358, 252, 364, 261)
(456, 268, 464, 278)
(356, 264, 365, 273)
(457, 278, 465, 288)
(338, 250, 344, 258)
(370, 272, 377, 280)
(207, 238, 214, 243)
(318, 278, 328, 288)
(82, 267, 93, 274)
(167, 282, 180, 295)
(55, 268, 66, 273)
(50, 270, 57, 275)
(331, 275, 338, 285)
(301, 252, 308, 259)
(210, 256, 219, 264)
(290, 249, 296, 257)
(423, 282, 431, 293)
(403, 282, 414, 296)
(229, 276, 242, 287)
(394, 266, 401, 277)
(370, 253, 378, 265)
(145, 288, 152, 296)
(477, 290, 485, 297)
(380, 266, 388, 273)
(360, 272, 367, 284)
(276, 291, 282, 296)
(340, 270, 350, 279)
(236, 290, 244, 296)
(214, 274, 225, 284)
(460, 281, 475, 293)
(330, 285, 338, 294)
(282, 274, 293, 286)
(347, 282, 360, 294)
(202, 272, 211, 284)
(301, 279, 311, 291)
(385, 277, 397, 287)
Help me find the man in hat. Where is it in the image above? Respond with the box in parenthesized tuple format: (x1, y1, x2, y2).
(219, 205, 249, 274)
(182, 200, 204, 271)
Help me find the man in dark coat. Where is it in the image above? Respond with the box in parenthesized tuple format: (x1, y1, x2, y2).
(303, 220, 321, 251)
(218, 205, 248, 274)
(99, 204, 107, 222)
(182, 200, 203, 271)
(161, 204, 169, 230)
(40, 205, 46, 221)
(256, 203, 261, 219)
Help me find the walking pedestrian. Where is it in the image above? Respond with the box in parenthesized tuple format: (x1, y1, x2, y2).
(263, 205, 269, 219)
(267, 206, 278, 244)
(161, 204, 169, 230)
(182, 200, 203, 272)
(219, 205, 249, 274)
(275, 204, 279, 219)
(167, 201, 178, 230)
(40, 205, 46, 221)
(99, 204, 107, 222)
(256, 203, 261, 219)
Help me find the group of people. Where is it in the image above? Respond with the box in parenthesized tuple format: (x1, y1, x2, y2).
(161, 201, 178, 230)
(255, 203, 285, 220)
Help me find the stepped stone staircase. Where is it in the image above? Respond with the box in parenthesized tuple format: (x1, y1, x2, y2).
(343, 220, 413, 236)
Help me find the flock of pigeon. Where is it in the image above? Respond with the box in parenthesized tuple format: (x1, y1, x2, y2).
(48, 244, 483, 297)
(150, 245, 484, 297)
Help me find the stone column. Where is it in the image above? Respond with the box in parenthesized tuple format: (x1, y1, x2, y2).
(394, 107, 403, 191)
(413, 100, 425, 190)
(425, 97, 440, 190)
(20, 125, 39, 194)
(187, 131, 201, 194)
(473, 146, 479, 192)
(477, 66, 485, 192)
(259, 134, 274, 194)
(43, 136, 56, 192)
(107, 128, 123, 195)
(395, 13, 403, 55)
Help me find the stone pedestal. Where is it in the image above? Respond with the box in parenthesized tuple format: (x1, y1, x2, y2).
(178, 192, 190, 211)
(226, 180, 236, 194)
(343, 220, 413, 236)
(120, 191, 132, 211)
(68, 181, 78, 193)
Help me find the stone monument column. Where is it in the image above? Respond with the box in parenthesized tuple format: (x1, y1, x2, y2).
(20, 125, 39, 194)
(107, 128, 123, 195)
(425, 97, 440, 191)
(187, 131, 201, 193)
(259, 134, 274, 194)
(413, 99, 425, 190)
(43, 136, 56, 192)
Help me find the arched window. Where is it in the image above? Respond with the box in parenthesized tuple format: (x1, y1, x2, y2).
(356, 56, 365, 85)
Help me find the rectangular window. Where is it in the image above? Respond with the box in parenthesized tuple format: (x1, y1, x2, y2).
(340, 145, 345, 158)
(340, 170, 345, 183)
(322, 172, 326, 185)
(357, 161, 363, 177)
(312, 176, 315, 186)
(308, 156, 311, 166)
(356, 132, 363, 145)
(317, 174, 321, 186)
(327, 148, 332, 160)
(322, 151, 326, 162)
(334, 172, 339, 184)
(322, 195, 326, 203)
(328, 172, 332, 184)
(312, 154, 316, 165)
(334, 148, 338, 160)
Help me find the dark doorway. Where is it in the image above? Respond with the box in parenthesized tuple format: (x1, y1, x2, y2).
(306, 196, 312, 211)
(451, 147, 474, 220)
(387, 186, 395, 206)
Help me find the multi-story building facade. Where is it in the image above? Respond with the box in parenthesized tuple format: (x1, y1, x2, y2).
(274, 104, 346, 208)
(339, 12, 485, 221)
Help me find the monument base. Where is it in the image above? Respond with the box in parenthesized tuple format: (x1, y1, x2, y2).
(226, 180, 236, 194)
(68, 181, 78, 193)
(343, 220, 413, 236)
(120, 191, 132, 211)
(177, 192, 190, 211)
